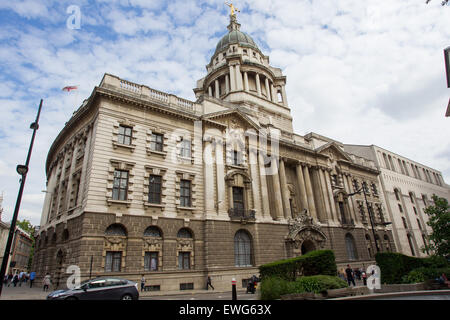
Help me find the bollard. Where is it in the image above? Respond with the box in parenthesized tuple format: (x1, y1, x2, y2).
(232, 278, 237, 300)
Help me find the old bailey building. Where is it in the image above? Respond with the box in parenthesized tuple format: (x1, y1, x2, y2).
(32, 13, 396, 292)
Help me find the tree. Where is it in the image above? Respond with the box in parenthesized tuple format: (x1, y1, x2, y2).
(422, 195, 450, 259)
(16, 219, 36, 271)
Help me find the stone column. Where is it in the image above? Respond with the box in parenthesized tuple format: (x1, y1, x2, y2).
(41, 167, 57, 226)
(318, 168, 332, 222)
(66, 144, 79, 209)
(271, 83, 277, 103)
(214, 79, 220, 98)
(264, 77, 271, 100)
(208, 86, 212, 97)
(225, 75, 230, 94)
(271, 157, 284, 220)
(281, 84, 288, 107)
(343, 175, 357, 223)
(243, 72, 249, 92)
(249, 139, 262, 217)
(258, 152, 270, 219)
(78, 126, 93, 206)
(324, 170, 338, 222)
(303, 164, 317, 221)
(279, 158, 292, 219)
(215, 138, 226, 215)
(295, 162, 309, 211)
(229, 65, 236, 92)
(204, 139, 215, 216)
(255, 73, 262, 97)
(235, 64, 243, 91)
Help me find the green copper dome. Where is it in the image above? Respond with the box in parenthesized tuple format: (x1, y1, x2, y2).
(214, 30, 259, 54)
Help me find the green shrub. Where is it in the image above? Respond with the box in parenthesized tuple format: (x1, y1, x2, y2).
(376, 252, 450, 284)
(259, 250, 337, 281)
(260, 275, 348, 300)
(402, 267, 450, 284)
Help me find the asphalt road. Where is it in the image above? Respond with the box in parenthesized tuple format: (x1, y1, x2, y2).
(141, 290, 259, 300)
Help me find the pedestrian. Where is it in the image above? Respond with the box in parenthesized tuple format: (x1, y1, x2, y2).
(345, 264, 356, 286)
(362, 271, 367, 286)
(140, 275, 146, 292)
(206, 275, 214, 290)
(7, 273, 13, 287)
(43, 273, 51, 292)
(13, 273, 19, 287)
(19, 271, 24, 287)
(29, 271, 36, 288)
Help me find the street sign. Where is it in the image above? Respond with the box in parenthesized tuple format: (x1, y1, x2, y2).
(445, 47, 450, 88)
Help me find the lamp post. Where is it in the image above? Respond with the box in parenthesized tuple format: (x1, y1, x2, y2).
(0, 99, 43, 296)
(348, 183, 385, 253)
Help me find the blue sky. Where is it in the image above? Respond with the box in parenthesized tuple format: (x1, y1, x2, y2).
(0, 0, 449, 226)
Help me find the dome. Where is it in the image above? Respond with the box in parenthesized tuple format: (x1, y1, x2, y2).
(214, 30, 259, 55)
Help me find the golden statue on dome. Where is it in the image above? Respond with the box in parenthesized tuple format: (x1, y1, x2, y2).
(225, 2, 240, 16)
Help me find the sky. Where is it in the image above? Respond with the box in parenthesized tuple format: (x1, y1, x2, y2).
(0, 0, 449, 226)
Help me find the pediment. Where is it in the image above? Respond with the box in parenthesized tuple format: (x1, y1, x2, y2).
(202, 109, 260, 131)
(316, 142, 352, 163)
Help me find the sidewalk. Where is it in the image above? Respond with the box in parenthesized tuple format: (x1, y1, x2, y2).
(0, 284, 50, 300)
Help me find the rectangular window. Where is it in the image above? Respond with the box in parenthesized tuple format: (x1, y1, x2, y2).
(180, 137, 191, 158)
(232, 150, 242, 166)
(178, 252, 191, 270)
(180, 180, 191, 207)
(148, 175, 162, 204)
(232, 187, 245, 215)
(144, 252, 159, 271)
(118, 125, 132, 145)
(105, 251, 122, 272)
(180, 283, 194, 290)
(398, 204, 403, 213)
(150, 133, 164, 152)
(112, 170, 128, 201)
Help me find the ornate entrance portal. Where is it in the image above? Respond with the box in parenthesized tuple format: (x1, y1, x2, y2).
(285, 210, 327, 257)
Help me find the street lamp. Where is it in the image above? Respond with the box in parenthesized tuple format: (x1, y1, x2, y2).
(0, 99, 43, 297)
(348, 184, 386, 253)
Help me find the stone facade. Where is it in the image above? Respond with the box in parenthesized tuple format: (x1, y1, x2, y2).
(344, 144, 450, 258)
(33, 15, 396, 292)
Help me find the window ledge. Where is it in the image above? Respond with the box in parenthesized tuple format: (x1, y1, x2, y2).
(144, 202, 165, 210)
(112, 141, 136, 151)
(177, 156, 193, 163)
(107, 199, 132, 207)
(226, 164, 247, 170)
(177, 206, 195, 211)
(146, 148, 167, 157)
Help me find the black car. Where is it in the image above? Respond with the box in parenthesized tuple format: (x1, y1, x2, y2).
(47, 277, 139, 300)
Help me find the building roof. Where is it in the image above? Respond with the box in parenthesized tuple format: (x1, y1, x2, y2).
(214, 29, 259, 55)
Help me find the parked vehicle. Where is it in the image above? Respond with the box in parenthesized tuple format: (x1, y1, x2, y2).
(47, 277, 139, 300)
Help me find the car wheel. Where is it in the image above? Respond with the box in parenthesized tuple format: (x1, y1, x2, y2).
(121, 294, 133, 300)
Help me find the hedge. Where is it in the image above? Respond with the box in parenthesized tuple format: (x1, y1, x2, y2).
(259, 250, 337, 281)
(402, 267, 450, 284)
(260, 275, 348, 300)
(375, 252, 448, 284)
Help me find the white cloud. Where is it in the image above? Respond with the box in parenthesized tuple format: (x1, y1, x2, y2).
(0, 0, 449, 226)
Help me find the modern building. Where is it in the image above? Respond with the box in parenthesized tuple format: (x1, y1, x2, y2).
(32, 14, 395, 292)
(344, 144, 450, 258)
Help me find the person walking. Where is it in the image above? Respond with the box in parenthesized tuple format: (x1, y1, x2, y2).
(7, 273, 13, 287)
(12, 273, 19, 287)
(206, 275, 214, 290)
(43, 273, 51, 292)
(29, 271, 36, 288)
(345, 264, 356, 287)
(140, 275, 146, 292)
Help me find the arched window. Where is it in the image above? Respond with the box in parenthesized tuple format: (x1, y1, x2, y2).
(345, 234, 358, 260)
(144, 226, 162, 237)
(234, 230, 253, 267)
(105, 224, 127, 236)
(177, 228, 193, 239)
